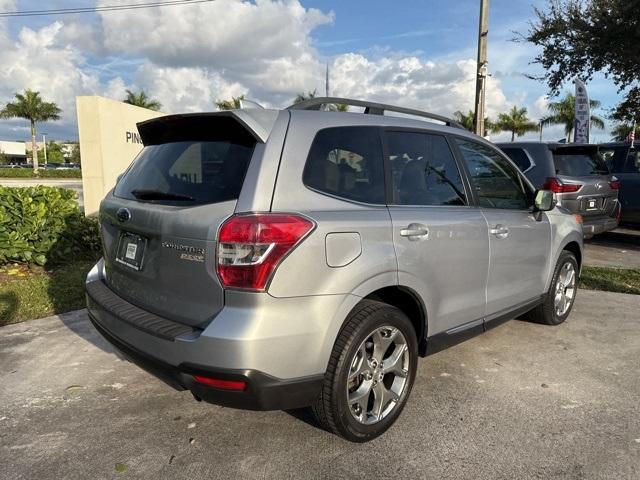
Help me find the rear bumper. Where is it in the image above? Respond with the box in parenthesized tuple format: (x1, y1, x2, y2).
(88, 311, 322, 410)
(582, 213, 619, 237)
(84, 260, 353, 410)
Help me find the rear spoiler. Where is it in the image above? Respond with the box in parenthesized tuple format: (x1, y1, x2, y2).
(136, 110, 279, 145)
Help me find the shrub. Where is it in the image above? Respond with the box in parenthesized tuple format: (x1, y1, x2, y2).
(0, 168, 82, 178)
(0, 186, 101, 266)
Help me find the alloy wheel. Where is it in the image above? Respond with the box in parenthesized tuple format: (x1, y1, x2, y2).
(346, 326, 410, 425)
(554, 261, 576, 317)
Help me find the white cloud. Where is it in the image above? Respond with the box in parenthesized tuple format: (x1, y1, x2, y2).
(0, 0, 543, 142)
(97, 0, 333, 68)
(330, 54, 508, 118)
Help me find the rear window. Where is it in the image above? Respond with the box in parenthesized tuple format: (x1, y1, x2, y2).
(500, 147, 534, 173)
(303, 127, 385, 204)
(114, 117, 255, 205)
(552, 148, 608, 176)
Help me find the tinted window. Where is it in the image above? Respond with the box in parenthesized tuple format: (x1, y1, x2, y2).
(303, 127, 385, 204)
(552, 149, 608, 176)
(500, 147, 533, 173)
(455, 138, 531, 210)
(623, 149, 640, 173)
(114, 140, 254, 205)
(386, 131, 466, 206)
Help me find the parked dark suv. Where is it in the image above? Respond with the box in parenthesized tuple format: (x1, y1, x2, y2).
(598, 142, 640, 225)
(497, 142, 620, 237)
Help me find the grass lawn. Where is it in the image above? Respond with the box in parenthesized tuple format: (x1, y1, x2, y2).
(579, 266, 640, 295)
(0, 260, 95, 327)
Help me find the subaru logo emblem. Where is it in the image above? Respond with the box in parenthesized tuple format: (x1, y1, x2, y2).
(116, 207, 131, 223)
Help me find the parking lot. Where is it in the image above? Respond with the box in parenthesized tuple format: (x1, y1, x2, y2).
(1, 288, 639, 480)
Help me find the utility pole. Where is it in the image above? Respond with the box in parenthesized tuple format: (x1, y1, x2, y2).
(42, 133, 47, 165)
(474, 0, 489, 136)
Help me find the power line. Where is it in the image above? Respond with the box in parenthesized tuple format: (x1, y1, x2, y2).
(0, 0, 215, 18)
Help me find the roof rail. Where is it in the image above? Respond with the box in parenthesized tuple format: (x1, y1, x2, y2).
(287, 96, 465, 130)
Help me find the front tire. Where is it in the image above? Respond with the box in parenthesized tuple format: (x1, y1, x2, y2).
(527, 250, 578, 325)
(311, 300, 418, 442)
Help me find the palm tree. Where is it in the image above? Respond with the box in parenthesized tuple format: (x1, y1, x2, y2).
(293, 90, 348, 112)
(123, 89, 162, 111)
(611, 123, 640, 142)
(0, 89, 61, 172)
(541, 93, 605, 142)
(492, 106, 539, 141)
(216, 95, 245, 110)
(293, 90, 317, 104)
(453, 110, 493, 136)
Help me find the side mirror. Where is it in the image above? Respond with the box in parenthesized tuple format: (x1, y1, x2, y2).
(116, 173, 124, 184)
(534, 189, 555, 212)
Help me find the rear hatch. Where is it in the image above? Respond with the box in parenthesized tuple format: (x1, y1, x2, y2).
(99, 113, 265, 328)
(551, 145, 618, 217)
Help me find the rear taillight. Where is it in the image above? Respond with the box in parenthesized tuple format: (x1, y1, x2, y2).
(609, 179, 621, 190)
(543, 177, 582, 193)
(216, 213, 315, 291)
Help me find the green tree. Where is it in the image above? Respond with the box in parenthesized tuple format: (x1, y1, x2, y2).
(37, 141, 65, 164)
(69, 144, 81, 165)
(611, 123, 640, 142)
(453, 110, 493, 136)
(0, 89, 61, 173)
(541, 93, 605, 142)
(523, 0, 640, 123)
(293, 90, 317, 104)
(216, 95, 245, 110)
(0, 149, 7, 165)
(293, 90, 348, 112)
(123, 89, 162, 111)
(492, 106, 538, 141)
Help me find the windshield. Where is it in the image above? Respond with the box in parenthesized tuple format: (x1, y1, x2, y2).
(114, 140, 254, 205)
(552, 149, 609, 176)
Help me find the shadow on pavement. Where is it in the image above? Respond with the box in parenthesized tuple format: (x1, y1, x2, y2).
(0, 291, 18, 327)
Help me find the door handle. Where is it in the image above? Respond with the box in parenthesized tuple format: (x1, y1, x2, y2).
(400, 223, 429, 241)
(489, 224, 509, 239)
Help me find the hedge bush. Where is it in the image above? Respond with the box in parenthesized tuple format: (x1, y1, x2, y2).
(0, 168, 82, 179)
(0, 186, 100, 266)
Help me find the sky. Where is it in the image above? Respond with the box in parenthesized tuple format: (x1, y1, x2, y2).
(0, 0, 625, 143)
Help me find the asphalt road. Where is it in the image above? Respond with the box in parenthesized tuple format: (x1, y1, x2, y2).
(1, 290, 639, 479)
(584, 228, 640, 268)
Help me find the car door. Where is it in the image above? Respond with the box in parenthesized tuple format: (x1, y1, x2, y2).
(453, 137, 551, 318)
(612, 146, 640, 224)
(385, 130, 489, 336)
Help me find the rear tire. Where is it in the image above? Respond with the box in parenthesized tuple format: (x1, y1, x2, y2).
(311, 300, 418, 442)
(527, 250, 578, 325)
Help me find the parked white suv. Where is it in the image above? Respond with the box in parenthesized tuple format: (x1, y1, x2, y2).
(86, 98, 584, 442)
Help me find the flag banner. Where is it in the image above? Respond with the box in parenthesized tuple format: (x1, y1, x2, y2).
(574, 79, 590, 143)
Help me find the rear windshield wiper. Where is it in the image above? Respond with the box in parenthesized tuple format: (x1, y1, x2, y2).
(131, 189, 195, 201)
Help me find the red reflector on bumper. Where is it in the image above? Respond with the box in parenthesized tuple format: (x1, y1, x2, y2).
(193, 375, 247, 391)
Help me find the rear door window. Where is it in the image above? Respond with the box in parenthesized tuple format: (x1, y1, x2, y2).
(386, 131, 467, 206)
(303, 127, 385, 204)
(114, 140, 254, 205)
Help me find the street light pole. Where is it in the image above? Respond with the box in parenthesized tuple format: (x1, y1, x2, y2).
(474, 0, 489, 137)
(42, 133, 47, 165)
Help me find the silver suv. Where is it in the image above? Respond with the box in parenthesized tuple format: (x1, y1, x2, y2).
(86, 98, 583, 442)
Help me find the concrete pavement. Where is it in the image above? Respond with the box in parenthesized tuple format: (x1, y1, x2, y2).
(1, 290, 639, 479)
